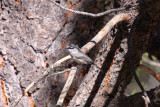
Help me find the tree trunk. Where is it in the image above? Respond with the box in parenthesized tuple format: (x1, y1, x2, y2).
(0, 0, 160, 107)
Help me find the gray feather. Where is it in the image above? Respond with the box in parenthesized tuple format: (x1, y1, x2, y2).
(66, 44, 93, 64)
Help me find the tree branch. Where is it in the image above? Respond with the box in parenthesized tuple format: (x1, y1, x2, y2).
(139, 64, 160, 82)
(51, 0, 138, 17)
(142, 57, 160, 67)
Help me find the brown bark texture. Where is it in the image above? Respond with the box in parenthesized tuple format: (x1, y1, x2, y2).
(0, 0, 160, 107)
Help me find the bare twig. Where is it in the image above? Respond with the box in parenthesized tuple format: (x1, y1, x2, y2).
(142, 95, 149, 107)
(51, 0, 138, 17)
(142, 56, 160, 67)
(12, 70, 49, 106)
(51, 55, 72, 68)
(80, 13, 132, 53)
(139, 64, 160, 82)
(48, 67, 76, 77)
(142, 96, 148, 107)
(56, 67, 77, 106)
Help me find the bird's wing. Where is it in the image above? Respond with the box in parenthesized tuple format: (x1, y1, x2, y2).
(74, 52, 93, 63)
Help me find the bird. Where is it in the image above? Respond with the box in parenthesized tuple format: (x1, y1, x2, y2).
(66, 44, 93, 64)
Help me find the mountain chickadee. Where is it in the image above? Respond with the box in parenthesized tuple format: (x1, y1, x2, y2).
(66, 44, 93, 64)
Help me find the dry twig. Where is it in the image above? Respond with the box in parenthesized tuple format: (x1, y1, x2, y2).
(142, 56, 160, 67)
(51, 0, 138, 17)
(139, 64, 160, 82)
(142, 95, 149, 107)
(56, 67, 77, 106)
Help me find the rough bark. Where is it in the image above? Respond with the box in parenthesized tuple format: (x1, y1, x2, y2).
(0, 0, 160, 107)
(68, 0, 160, 107)
(0, 0, 106, 106)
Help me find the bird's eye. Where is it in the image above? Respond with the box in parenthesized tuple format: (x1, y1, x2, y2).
(67, 46, 74, 49)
